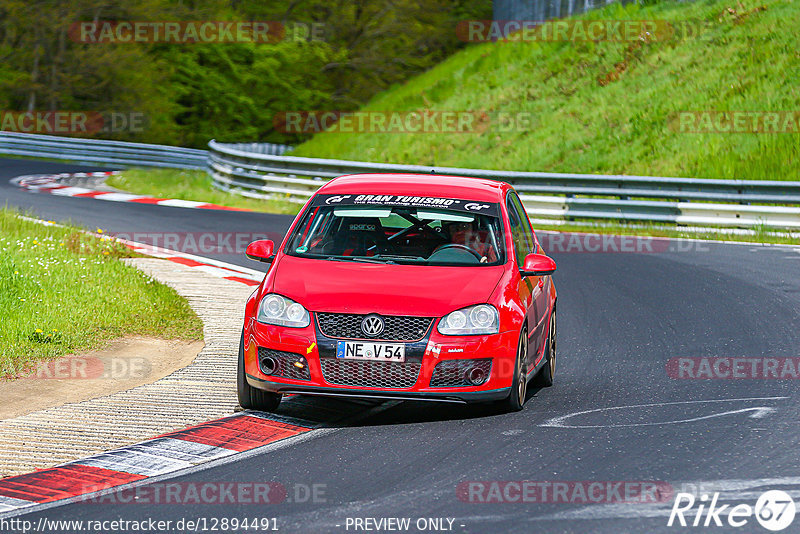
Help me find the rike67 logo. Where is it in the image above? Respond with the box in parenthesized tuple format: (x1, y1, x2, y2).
(668, 490, 796, 531)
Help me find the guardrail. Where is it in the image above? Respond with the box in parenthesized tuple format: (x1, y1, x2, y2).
(494, 0, 637, 35)
(2, 132, 797, 229)
(208, 140, 800, 229)
(216, 142, 293, 156)
(0, 131, 209, 169)
(0, 132, 293, 169)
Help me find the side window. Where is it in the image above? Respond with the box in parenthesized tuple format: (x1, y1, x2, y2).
(507, 193, 534, 267)
(510, 193, 535, 253)
(506, 196, 524, 267)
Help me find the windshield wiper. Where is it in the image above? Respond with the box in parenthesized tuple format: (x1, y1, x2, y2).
(372, 254, 426, 263)
(325, 256, 390, 264)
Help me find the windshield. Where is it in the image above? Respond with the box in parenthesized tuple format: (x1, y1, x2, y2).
(285, 201, 505, 266)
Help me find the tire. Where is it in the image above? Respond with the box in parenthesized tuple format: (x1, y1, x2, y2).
(498, 327, 528, 412)
(237, 331, 282, 412)
(532, 308, 556, 388)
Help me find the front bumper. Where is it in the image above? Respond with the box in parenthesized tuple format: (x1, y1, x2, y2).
(243, 318, 518, 404)
(246, 374, 511, 403)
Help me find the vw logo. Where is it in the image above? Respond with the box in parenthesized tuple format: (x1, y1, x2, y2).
(361, 314, 385, 337)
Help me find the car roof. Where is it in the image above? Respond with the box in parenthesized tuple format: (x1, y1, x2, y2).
(317, 173, 512, 203)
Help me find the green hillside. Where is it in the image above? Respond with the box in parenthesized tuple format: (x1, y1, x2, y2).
(292, 0, 800, 180)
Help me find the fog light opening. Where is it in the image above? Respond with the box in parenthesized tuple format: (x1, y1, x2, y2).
(261, 356, 278, 375)
(467, 366, 487, 386)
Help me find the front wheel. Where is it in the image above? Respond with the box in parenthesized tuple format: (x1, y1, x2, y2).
(237, 331, 282, 412)
(498, 327, 528, 412)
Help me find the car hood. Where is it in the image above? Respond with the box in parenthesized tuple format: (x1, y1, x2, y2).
(271, 255, 504, 316)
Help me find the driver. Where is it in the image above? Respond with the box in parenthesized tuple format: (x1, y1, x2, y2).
(445, 220, 497, 262)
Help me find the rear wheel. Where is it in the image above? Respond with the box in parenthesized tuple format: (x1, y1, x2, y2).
(532, 308, 556, 388)
(498, 327, 528, 412)
(237, 332, 282, 412)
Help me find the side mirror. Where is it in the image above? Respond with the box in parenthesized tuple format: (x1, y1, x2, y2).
(245, 240, 275, 263)
(520, 253, 556, 276)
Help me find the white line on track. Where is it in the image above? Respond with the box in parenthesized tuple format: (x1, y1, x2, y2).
(540, 397, 789, 429)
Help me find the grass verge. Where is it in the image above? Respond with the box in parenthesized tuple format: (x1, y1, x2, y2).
(291, 0, 800, 181)
(107, 168, 300, 214)
(0, 208, 203, 377)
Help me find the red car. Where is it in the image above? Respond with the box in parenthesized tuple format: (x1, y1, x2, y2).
(238, 173, 557, 412)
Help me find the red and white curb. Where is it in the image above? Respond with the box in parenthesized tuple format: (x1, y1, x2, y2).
(119, 238, 264, 287)
(0, 412, 314, 514)
(25, 217, 266, 288)
(11, 172, 252, 212)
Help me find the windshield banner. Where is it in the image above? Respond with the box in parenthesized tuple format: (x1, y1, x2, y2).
(312, 194, 500, 216)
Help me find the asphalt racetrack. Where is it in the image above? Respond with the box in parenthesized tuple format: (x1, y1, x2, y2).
(2, 157, 800, 533)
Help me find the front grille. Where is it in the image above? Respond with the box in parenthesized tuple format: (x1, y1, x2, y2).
(430, 359, 492, 387)
(320, 359, 421, 388)
(316, 313, 433, 341)
(257, 347, 310, 380)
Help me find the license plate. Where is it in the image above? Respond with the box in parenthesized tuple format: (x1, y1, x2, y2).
(336, 341, 406, 362)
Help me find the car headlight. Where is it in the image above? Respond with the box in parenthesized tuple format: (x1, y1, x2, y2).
(437, 304, 499, 335)
(257, 294, 310, 328)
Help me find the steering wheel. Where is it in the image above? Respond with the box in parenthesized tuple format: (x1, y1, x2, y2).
(431, 243, 483, 261)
